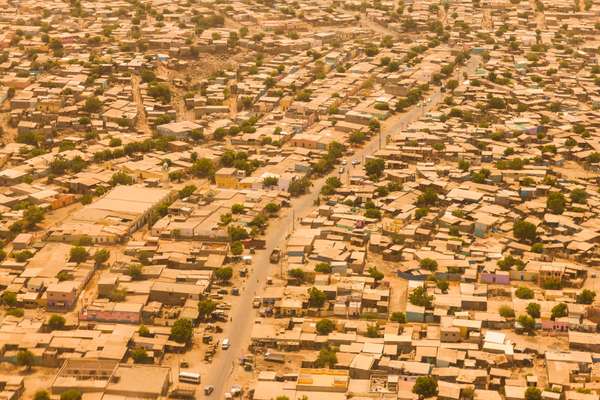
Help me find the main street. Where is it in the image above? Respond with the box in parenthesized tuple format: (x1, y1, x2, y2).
(204, 55, 482, 399)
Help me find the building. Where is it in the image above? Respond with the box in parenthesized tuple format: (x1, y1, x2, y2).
(48, 185, 175, 244)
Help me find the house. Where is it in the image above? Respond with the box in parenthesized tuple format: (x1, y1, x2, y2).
(156, 120, 203, 139)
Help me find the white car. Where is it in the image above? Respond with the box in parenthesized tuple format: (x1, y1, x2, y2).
(341, 160, 347, 166)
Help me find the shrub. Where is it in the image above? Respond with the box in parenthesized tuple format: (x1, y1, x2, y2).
(499, 305, 515, 318)
(515, 286, 534, 299)
(390, 312, 406, 323)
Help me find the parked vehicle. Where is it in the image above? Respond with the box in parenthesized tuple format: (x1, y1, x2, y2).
(204, 385, 214, 395)
(178, 371, 201, 384)
(269, 248, 281, 263)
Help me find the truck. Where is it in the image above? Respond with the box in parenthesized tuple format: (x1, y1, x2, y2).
(269, 248, 281, 263)
(264, 352, 286, 363)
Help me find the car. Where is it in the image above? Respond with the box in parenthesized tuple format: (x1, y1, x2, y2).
(341, 160, 347, 165)
(222, 338, 230, 350)
(352, 159, 359, 166)
(204, 385, 214, 396)
(339, 167, 344, 174)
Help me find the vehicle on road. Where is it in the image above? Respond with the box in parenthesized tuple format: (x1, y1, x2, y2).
(352, 159, 359, 166)
(269, 248, 281, 263)
(204, 385, 214, 395)
(339, 167, 344, 174)
(341, 160, 347, 165)
(222, 338, 230, 350)
(231, 287, 239, 296)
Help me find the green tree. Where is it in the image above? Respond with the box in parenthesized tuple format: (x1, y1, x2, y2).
(34, 390, 50, 400)
(16, 349, 34, 370)
(138, 325, 151, 337)
(308, 287, 326, 308)
(525, 387, 541, 400)
(69, 246, 88, 263)
(1, 291, 17, 307)
(576, 289, 596, 304)
(413, 376, 438, 399)
(131, 348, 149, 363)
(515, 286, 534, 299)
(170, 318, 193, 344)
(14, 250, 33, 263)
(365, 208, 381, 220)
(517, 314, 536, 333)
(499, 305, 515, 318)
(215, 267, 233, 281)
(436, 280, 449, 292)
(230, 241, 243, 255)
(168, 170, 185, 182)
(420, 258, 438, 271)
(140, 68, 156, 83)
(83, 96, 102, 113)
(409, 287, 432, 307)
(110, 171, 134, 185)
(190, 158, 216, 179)
(23, 205, 45, 230)
(315, 263, 332, 273)
(48, 314, 66, 331)
(546, 192, 566, 214)
(179, 185, 197, 198)
(127, 264, 143, 280)
(231, 203, 245, 214)
(316, 319, 335, 335)
(263, 176, 279, 187)
(198, 299, 217, 320)
(390, 312, 406, 323)
(415, 208, 429, 220)
(315, 347, 337, 368)
(265, 202, 280, 214)
(366, 324, 380, 338)
(288, 268, 306, 282)
(60, 390, 82, 400)
(368, 267, 384, 281)
(551, 303, 568, 320)
(513, 220, 536, 242)
(417, 188, 438, 207)
(365, 158, 385, 180)
(289, 176, 311, 197)
(228, 225, 249, 241)
(570, 188, 587, 204)
(526, 303, 540, 318)
(93, 249, 110, 265)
